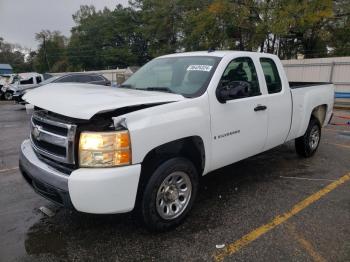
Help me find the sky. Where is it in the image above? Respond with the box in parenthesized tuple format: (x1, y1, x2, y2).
(0, 0, 129, 50)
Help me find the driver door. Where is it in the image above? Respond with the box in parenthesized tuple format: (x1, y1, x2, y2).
(209, 57, 269, 170)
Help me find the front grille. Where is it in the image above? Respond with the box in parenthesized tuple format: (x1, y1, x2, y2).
(32, 117, 68, 136)
(30, 111, 77, 164)
(32, 138, 66, 157)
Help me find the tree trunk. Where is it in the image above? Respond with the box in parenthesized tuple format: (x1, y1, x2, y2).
(271, 34, 276, 54)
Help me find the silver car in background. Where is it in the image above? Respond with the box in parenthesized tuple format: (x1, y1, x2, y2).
(11, 73, 111, 104)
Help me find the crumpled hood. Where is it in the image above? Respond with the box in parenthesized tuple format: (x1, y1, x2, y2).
(23, 83, 185, 120)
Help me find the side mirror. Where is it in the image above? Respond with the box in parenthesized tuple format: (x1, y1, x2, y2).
(216, 81, 251, 103)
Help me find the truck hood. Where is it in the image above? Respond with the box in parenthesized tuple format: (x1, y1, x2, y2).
(23, 83, 185, 120)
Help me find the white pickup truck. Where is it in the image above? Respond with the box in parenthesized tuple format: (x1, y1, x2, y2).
(3, 72, 44, 101)
(20, 51, 334, 231)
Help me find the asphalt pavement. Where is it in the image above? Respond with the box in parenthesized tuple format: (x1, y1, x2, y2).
(0, 102, 349, 262)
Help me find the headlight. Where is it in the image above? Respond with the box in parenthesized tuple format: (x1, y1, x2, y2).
(79, 131, 131, 167)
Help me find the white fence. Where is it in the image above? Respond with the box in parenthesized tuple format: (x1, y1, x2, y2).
(282, 57, 350, 97)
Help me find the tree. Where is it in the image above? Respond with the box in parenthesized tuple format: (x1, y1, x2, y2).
(0, 37, 33, 73)
(34, 30, 68, 73)
(23, 0, 350, 73)
(130, 0, 188, 56)
(327, 0, 350, 56)
(251, 0, 333, 59)
(182, 0, 259, 51)
(67, 5, 149, 71)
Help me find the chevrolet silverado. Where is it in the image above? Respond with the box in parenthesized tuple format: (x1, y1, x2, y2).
(20, 51, 334, 231)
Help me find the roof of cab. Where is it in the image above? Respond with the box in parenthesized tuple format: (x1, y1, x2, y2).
(158, 50, 277, 59)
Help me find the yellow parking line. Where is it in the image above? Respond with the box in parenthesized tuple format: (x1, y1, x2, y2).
(286, 223, 326, 262)
(213, 173, 350, 262)
(0, 167, 18, 173)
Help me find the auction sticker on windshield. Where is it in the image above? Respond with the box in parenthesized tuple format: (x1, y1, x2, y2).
(187, 65, 213, 72)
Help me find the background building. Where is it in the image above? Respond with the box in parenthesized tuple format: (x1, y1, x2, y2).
(0, 64, 13, 74)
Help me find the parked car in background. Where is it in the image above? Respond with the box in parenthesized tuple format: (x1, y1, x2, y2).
(2, 73, 44, 101)
(11, 73, 111, 104)
(0, 74, 18, 100)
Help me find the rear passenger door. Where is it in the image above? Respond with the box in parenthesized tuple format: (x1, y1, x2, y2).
(259, 57, 292, 150)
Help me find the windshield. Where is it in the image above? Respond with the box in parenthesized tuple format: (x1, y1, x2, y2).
(122, 56, 221, 97)
(10, 76, 18, 84)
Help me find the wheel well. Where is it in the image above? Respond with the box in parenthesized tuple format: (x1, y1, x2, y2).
(311, 104, 327, 126)
(140, 136, 205, 184)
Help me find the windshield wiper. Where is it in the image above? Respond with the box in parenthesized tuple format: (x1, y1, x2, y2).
(143, 87, 175, 94)
(121, 85, 177, 94)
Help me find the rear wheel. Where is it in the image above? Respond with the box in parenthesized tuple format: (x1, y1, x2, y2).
(295, 117, 321, 157)
(139, 157, 198, 232)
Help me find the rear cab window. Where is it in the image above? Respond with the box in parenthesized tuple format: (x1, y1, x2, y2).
(260, 58, 282, 94)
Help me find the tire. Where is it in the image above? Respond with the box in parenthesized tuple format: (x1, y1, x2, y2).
(139, 157, 198, 232)
(4, 91, 13, 101)
(295, 117, 321, 158)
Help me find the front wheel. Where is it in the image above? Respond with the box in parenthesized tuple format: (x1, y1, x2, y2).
(4, 91, 13, 101)
(139, 157, 198, 232)
(295, 117, 321, 158)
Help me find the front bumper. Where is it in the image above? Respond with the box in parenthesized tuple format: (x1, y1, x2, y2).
(19, 139, 141, 214)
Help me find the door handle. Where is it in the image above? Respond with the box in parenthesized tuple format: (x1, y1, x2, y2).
(254, 105, 267, 111)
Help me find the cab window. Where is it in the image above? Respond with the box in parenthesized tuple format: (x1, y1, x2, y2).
(20, 77, 34, 85)
(91, 75, 104, 81)
(75, 75, 92, 82)
(260, 58, 282, 94)
(219, 57, 261, 99)
(59, 75, 77, 83)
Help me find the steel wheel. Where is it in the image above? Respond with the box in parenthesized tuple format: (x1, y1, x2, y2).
(309, 125, 320, 150)
(156, 171, 192, 220)
(295, 118, 322, 158)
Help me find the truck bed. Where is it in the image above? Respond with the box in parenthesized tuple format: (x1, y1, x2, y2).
(289, 82, 331, 89)
(287, 82, 334, 142)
